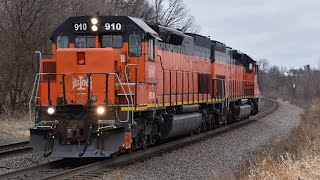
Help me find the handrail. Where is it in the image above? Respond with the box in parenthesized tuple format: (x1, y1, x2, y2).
(29, 75, 39, 123)
(226, 79, 255, 98)
(124, 64, 138, 125)
(28, 72, 131, 124)
(29, 51, 42, 124)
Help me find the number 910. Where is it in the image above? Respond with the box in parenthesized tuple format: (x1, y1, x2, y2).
(74, 23, 88, 31)
(105, 23, 122, 31)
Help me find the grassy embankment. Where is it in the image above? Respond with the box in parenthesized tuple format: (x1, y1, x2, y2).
(241, 99, 320, 179)
(0, 115, 30, 145)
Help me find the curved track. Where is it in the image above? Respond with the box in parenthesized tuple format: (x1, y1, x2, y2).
(0, 98, 278, 180)
(0, 141, 32, 158)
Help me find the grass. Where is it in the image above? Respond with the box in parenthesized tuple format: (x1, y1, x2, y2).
(0, 115, 31, 145)
(240, 99, 320, 179)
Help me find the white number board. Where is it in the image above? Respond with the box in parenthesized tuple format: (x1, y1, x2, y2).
(73, 23, 88, 31)
(104, 23, 123, 31)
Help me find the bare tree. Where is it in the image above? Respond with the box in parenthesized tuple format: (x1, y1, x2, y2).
(0, 0, 83, 113)
(72, 0, 154, 20)
(0, 0, 200, 114)
(150, 0, 200, 32)
(257, 58, 320, 104)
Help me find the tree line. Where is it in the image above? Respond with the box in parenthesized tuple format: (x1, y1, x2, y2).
(2, 0, 316, 115)
(258, 59, 320, 105)
(0, 0, 199, 114)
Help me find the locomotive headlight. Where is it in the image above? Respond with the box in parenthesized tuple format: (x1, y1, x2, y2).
(91, 18, 98, 25)
(47, 107, 56, 115)
(91, 25, 98, 32)
(97, 106, 106, 115)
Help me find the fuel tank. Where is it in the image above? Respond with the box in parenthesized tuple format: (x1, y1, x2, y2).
(241, 99, 248, 104)
(176, 104, 200, 113)
(235, 104, 252, 119)
(161, 113, 202, 139)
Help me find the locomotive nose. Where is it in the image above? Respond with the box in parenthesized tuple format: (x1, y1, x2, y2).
(56, 48, 115, 73)
(56, 48, 117, 105)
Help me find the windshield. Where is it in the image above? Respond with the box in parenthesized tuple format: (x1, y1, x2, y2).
(75, 36, 95, 48)
(57, 36, 69, 49)
(102, 35, 123, 48)
(129, 34, 142, 57)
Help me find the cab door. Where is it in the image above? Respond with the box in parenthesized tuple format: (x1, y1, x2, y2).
(145, 37, 157, 106)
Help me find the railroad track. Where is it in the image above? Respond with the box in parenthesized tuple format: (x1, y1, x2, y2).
(0, 141, 32, 158)
(0, 98, 278, 180)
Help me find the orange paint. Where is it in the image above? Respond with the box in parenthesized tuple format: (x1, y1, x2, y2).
(38, 34, 257, 109)
(124, 132, 132, 149)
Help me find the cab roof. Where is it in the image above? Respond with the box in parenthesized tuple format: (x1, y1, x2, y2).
(51, 16, 160, 43)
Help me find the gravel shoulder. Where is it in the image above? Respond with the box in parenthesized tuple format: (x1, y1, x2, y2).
(101, 101, 303, 180)
(0, 117, 56, 174)
(0, 101, 303, 178)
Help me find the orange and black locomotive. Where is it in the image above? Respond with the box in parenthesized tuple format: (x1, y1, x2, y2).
(29, 16, 260, 157)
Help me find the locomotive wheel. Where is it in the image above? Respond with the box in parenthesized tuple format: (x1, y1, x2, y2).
(213, 116, 220, 128)
(196, 127, 201, 134)
(128, 149, 133, 154)
(127, 143, 134, 154)
(201, 121, 208, 132)
(219, 116, 224, 127)
(141, 137, 148, 150)
(111, 151, 119, 158)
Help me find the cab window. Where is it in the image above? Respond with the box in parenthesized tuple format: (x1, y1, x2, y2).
(75, 36, 95, 48)
(129, 34, 142, 57)
(148, 38, 155, 60)
(102, 35, 123, 48)
(57, 36, 69, 49)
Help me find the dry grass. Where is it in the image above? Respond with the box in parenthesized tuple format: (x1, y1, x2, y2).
(246, 154, 320, 179)
(0, 115, 31, 145)
(209, 169, 237, 180)
(240, 99, 320, 179)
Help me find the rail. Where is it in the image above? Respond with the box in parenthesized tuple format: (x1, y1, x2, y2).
(41, 98, 278, 180)
(0, 141, 32, 158)
(1, 98, 278, 180)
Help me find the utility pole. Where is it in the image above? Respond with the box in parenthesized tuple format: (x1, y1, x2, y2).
(292, 81, 296, 103)
(291, 70, 297, 103)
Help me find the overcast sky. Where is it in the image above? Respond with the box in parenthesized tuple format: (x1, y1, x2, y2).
(184, 0, 320, 69)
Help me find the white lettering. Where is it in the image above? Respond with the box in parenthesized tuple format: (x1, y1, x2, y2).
(72, 76, 92, 90)
(105, 23, 122, 31)
(149, 65, 156, 78)
(74, 23, 88, 31)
